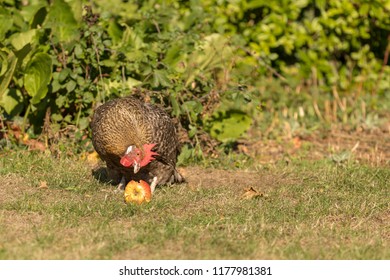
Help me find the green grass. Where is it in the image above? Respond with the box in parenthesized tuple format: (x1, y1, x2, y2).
(0, 150, 389, 259)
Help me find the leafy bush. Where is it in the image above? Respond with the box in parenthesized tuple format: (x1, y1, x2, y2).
(0, 0, 389, 155)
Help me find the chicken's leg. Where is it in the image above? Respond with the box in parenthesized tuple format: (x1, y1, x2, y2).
(117, 176, 127, 191)
(150, 176, 158, 194)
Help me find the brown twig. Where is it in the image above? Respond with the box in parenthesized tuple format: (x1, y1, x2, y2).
(152, 19, 161, 34)
(89, 25, 105, 102)
(332, 86, 346, 112)
(0, 114, 8, 142)
(313, 100, 324, 121)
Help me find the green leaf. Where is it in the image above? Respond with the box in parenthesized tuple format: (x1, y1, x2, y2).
(183, 100, 203, 121)
(0, 50, 9, 77)
(51, 79, 62, 93)
(152, 70, 171, 88)
(122, 25, 145, 50)
(0, 50, 18, 102)
(55, 95, 67, 108)
(58, 68, 71, 82)
(177, 144, 194, 165)
(10, 29, 37, 51)
(51, 113, 63, 122)
(164, 44, 183, 67)
(64, 114, 72, 123)
(185, 34, 233, 87)
(208, 110, 252, 142)
(78, 117, 89, 130)
(108, 20, 123, 46)
(45, 0, 79, 44)
(82, 91, 94, 103)
(24, 52, 53, 104)
(125, 77, 142, 88)
(66, 80, 77, 92)
(315, 0, 326, 10)
(0, 88, 24, 116)
(19, 2, 47, 27)
(56, 95, 67, 108)
(188, 124, 197, 138)
(100, 59, 117, 67)
(169, 93, 181, 117)
(74, 44, 84, 58)
(30, 6, 48, 28)
(0, 7, 13, 42)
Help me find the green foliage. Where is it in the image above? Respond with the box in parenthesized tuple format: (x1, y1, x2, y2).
(24, 52, 52, 104)
(0, 0, 389, 153)
(45, 0, 80, 45)
(208, 110, 252, 142)
(202, 0, 390, 93)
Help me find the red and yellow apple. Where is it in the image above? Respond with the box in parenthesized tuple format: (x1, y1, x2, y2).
(124, 180, 152, 204)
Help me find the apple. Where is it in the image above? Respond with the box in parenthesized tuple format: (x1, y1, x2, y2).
(124, 180, 152, 204)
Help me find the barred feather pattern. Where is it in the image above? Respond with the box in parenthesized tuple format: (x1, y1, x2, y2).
(91, 96, 184, 187)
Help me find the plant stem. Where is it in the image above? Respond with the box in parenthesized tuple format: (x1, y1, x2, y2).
(22, 103, 31, 135)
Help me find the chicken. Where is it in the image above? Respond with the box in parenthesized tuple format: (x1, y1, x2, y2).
(91, 96, 184, 192)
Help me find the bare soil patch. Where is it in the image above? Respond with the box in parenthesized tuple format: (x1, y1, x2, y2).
(179, 166, 292, 191)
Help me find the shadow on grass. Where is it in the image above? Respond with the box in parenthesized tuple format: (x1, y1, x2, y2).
(91, 167, 118, 186)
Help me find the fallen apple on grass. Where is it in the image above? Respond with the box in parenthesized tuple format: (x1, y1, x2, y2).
(124, 180, 152, 205)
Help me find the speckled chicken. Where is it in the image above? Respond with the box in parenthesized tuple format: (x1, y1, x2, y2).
(91, 96, 184, 192)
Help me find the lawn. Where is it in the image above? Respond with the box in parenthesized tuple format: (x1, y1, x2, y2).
(0, 147, 388, 259)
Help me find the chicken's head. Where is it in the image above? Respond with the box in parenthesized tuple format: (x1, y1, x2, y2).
(120, 143, 159, 173)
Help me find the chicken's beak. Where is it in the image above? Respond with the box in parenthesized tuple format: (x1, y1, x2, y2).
(133, 162, 140, 173)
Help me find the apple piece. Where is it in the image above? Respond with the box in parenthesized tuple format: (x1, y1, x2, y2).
(124, 180, 152, 204)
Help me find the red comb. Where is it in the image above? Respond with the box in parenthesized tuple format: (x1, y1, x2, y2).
(140, 143, 159, 167)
